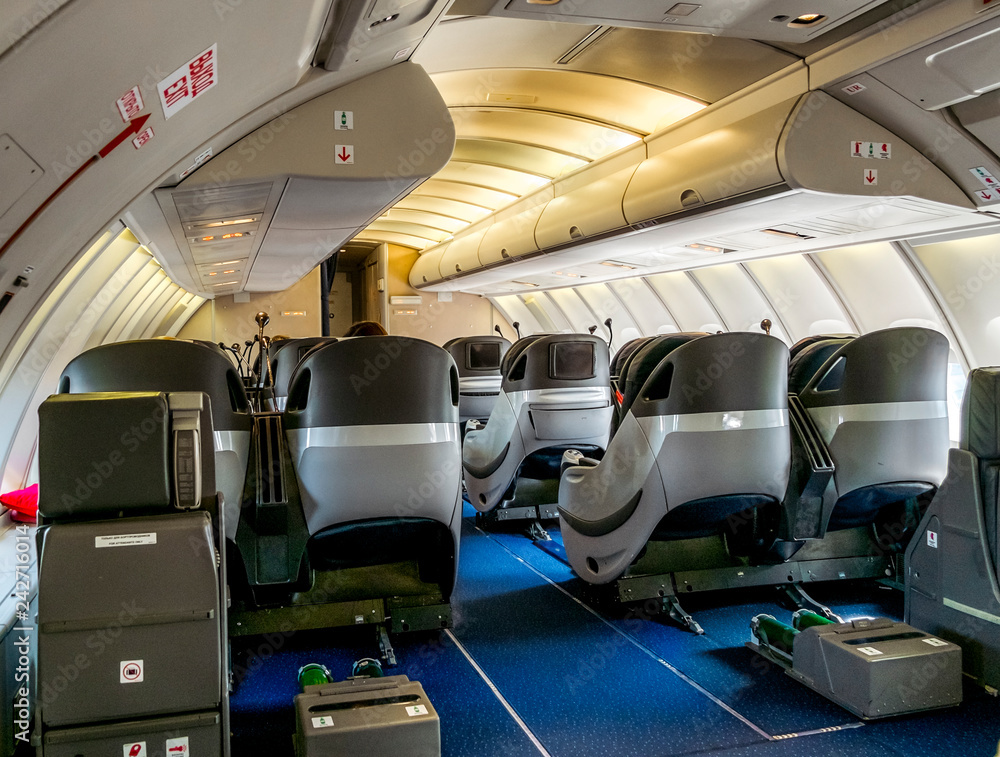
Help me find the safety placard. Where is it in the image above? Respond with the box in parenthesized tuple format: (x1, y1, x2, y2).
(864, 169, 878, 186)
(123, 742, 146, 757)
(406, 705, 429, 717)
(335, 110, 353, 130)
(927, 530, 938, 548)
(120, 659, 144, 683)
(842, 82, 866, 95)
(851, 141, 891, 159)
(970, 167, 998, 188)
(96, 533, 157, 548)
(311, 716, 335, 729)
(165, 736, 189, 754)
(132, 128, 154, 150)
(335, 145, 354, 164)
(158, 44, 218, 119)
(116, 85, 144, 123)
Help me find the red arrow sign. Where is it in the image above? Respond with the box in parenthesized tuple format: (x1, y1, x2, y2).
(99, 114, 150, 158)
(865, 170, 876, 184)
(338, 146, 351, 162)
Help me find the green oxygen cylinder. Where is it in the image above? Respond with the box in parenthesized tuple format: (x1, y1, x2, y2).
(298, 663, 333, 691)
(751, 614, 797, 656)
(792, 609, 835, 631)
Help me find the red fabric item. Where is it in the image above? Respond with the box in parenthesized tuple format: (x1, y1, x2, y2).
(1, 483, 38, 523)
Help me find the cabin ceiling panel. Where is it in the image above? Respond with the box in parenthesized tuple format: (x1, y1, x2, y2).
(433, 69, 706, 133)
(451, 140, 588, 180)
(448, 109, 641, 159)
(395, 194, 494, 222)
(414, 17, 796, 103)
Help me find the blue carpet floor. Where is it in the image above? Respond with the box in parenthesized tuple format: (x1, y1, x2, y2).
(229, 507, 1000, 756)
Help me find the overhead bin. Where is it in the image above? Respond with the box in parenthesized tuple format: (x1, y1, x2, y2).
(535, 143, 645, 250)
(440, 228, 488, 278)
(146, 63, 455, 297)
(410, 87, 976, 291)
(478, 187, 553, 266)
(409, 245, 448, 288)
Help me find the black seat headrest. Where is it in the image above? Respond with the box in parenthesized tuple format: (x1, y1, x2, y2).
(444, 336, 511, 377)
(619, 334, 707, 419)
(501, 334, 609, 391)
(788, 337, 854, 395)
(283, 336, 459, 428)
(58, 339, 251, 432)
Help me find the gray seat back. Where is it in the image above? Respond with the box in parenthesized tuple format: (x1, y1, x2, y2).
(961, 367, 1000, 571)
(444, 335, 511, 423)
(270, 337, 337, 410)
(558, 332, 790, 583)
(282, 336, 462, 594)
(796, 327, 950, 529)
(463, 334, 613, 512)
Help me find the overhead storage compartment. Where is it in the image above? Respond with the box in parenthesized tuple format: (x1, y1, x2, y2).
(535, 143, 645, 249)
(409, 246, 447, 288)
(478, 187, 552, 266)
(145, 63, 455, 297)
(623, 102, 790, 224)
(439, 228, 487, 278)
(410, 86, 979, 293)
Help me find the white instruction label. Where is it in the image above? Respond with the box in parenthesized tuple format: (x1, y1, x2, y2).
(96, 533, 157, 548)
(927, 530, 938, 548)
(165, 736, 189, 755)
(858, 646, 883, 656)
(406, 705, 429, 717)
(311, 716, 335, 729)
(923, 637, 949, 647)
(123, 741, 146, 757)
(120, 659, 144, 683)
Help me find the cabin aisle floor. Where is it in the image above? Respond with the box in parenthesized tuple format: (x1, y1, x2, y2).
(229, 504, 1000, 756)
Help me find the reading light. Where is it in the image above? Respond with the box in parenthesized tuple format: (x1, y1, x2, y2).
(788, 13, 826, 26)
(599, 261, 636, 270)
(197, 217, 258, 229)
(512, 281, 539, 287)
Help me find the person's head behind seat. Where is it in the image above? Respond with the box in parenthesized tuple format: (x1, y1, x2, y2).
(344, 320, 388, 337)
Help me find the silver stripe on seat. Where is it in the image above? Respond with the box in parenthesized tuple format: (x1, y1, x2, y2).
(638, 408, 789, 454)
(807, 400, 948, 445)
(288, 422, 460, 449)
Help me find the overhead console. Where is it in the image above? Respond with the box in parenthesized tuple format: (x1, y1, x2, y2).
(141, 62, 454, 297)
(465, 0, 892, 42)
(410, 75, 981, 293)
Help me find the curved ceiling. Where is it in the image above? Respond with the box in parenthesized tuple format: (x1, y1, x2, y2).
(351, 15, 804, 252)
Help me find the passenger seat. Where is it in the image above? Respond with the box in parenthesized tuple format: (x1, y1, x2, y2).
(463, 334, 613, 523)
(282, 336, 462, 600)
(443, 335, 511, 426)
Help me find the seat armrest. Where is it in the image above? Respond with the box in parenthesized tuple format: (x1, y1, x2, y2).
(561, 449, 600, 474)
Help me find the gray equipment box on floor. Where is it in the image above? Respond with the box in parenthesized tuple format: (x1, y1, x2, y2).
(294, 675, 439, 756)
(789, 617, 962, 719)
(41, 710, 221, 757)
